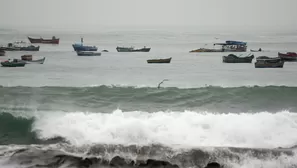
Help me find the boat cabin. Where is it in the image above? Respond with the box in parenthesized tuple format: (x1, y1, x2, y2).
(214, 41, 247, 52)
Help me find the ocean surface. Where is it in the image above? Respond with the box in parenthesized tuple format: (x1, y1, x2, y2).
(0, 27, 297, 168)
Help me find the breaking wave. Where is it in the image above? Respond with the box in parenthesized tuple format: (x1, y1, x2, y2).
(1, 110, 297, 149)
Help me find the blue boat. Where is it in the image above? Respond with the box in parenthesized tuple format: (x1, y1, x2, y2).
(72, 38, 98, 51)
(214, 40, 247, 52)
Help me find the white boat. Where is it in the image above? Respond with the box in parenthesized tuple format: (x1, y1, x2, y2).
(23, 57, 45, 64)
(20, 55, 45, 64)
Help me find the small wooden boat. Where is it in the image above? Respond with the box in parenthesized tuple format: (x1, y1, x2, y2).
(1, 59, 26, 67)
(116, 46, 151, 52)
(147, 57, 172, 63)
(256, 56, 279, 60)
(20, 55, 45, 64)
(222, 54, 254, 63)
(278, 52, 297, 61)
(0, 50, 5, 56)
(20, 45, 40, 51)
(76, 51, 101, 56)
(250, 48, 262, 52)
(190, 48, 222, 53)
(255, 58, 284, 68)
(28, 36, 59, 44)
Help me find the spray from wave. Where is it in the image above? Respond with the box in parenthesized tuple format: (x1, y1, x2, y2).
(1, 109, 297, 149)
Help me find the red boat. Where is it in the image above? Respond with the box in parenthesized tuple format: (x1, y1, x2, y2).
(278, 52, 297, 61)
(28, 36, 59, 44)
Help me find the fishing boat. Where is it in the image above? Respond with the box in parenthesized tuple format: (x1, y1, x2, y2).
(0, 43, 21, 51)
(222, 54, 254, 63)
(250, 48, 262, 52)
(190, 40, 247, 53)
(0, 50, 5, 56)
(256, 56, 279, 60)
(190, 48, 222, 52)
(0, 42, 40, 51)
(76, 51, 101, 56)
(147, 57, 172, 63)
(278, 52, 297, 61)
(255, 58, 284, 68)
(1, 59, 26, 67)
(116, 46, 151, 52)
(20, 45, 40, 51)
(28, 36, 59, 44)
(72, 38, 97, 51)
(20, 55, 45, 64)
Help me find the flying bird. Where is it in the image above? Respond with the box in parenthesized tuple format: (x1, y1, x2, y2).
(157, 79, 169, 89)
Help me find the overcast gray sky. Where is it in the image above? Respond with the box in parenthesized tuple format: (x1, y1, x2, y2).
(1, 0, 297, 30)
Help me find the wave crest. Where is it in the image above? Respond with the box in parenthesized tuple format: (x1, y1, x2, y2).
(1, 110, 297, 149)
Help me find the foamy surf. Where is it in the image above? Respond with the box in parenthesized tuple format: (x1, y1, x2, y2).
(0, 143, 296, 168)
(25, 109, 297, 149)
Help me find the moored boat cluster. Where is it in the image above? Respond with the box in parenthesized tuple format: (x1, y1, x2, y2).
(1, 37, 296, 67)
(190, 40, 297, 68)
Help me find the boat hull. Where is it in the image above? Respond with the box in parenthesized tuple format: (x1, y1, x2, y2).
(250, 49, 262, 52)
(23, 57, 45, 64)
(147, 57, 172, 63)
(77, 51, 101, 56)
(1, 61, 26, 67)
(0, 46, 39, 51)
(222, 54, 254, 63)
(0, 47, 21, 51)
(0, 50, 5, 56)
(278, 52, 297, 61)
(116, 47, 151, 52)
(20, 46, 40, 51)
(256, 56, 279, 60)
(28, 37, 59, 44)
(255, 59, 284, 68)
(72, 44, 98, 52)
(189, 48, 223, 53)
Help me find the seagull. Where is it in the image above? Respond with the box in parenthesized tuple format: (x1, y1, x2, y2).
(157, 79, 169, 89)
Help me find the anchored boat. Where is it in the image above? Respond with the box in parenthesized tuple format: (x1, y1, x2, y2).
(222, 54, 254, 63)
(1, 59, 26, 67)
(76, 51, 101, 56)
(20, 55, 45, 64)
(278, 52, 297, 61)
(190, 40, 247, 53)
(116, 46, 151, 52)
(0, 42, 40, 51)
(255, 58, 284, 68)
(28, 36, 59, 44)
(147, 57, 172, 63)
(72, 38, 97, 51)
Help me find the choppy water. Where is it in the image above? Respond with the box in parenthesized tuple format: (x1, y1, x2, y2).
(1, 28, 297, 168)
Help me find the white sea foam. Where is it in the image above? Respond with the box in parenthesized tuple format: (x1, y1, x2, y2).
(31, 109, 297, 148)
(228, 151, 297, 168)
